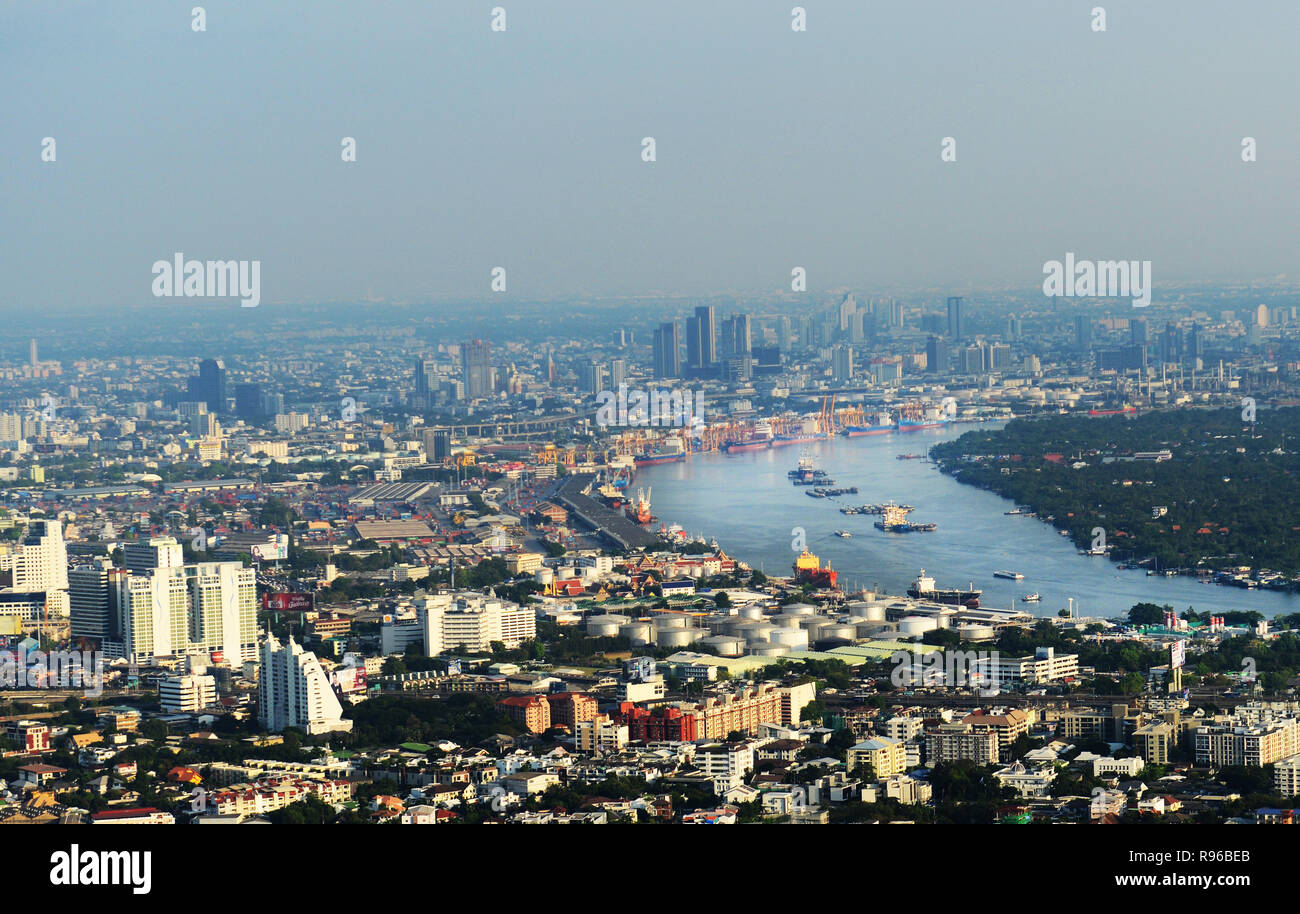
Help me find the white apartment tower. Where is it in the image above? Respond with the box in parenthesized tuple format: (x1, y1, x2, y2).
(258, 635, 352, 735)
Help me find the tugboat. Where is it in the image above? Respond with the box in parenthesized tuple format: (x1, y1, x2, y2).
(1021, 592, 1041, 603)
(834, 529, 852, 538)
(907, 569, 981, 607)
(993, 570, 1025, 580)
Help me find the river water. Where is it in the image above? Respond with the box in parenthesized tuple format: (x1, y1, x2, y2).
(635, 424, 1300, 619)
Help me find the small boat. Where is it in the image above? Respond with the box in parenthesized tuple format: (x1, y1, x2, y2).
(994, 570, 1025, 580)
(1022, 593, 1041, 603)
(834, 529, 852, 538)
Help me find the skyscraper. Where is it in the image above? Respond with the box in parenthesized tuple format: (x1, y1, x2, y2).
(686, 305, 717, 376)
(608, 357, 627, 390)
(259, 635, 352, 734)
(413, 358, 436, 407)
(653, 322, 680, 379)
(946, 297, 964, 342)
(1075, 315, 1093, 351)
(461, 340, 492, 400)
(188, 359, 228, 414)
(925, 335, 949, 374)
(832, 345, 854, 382)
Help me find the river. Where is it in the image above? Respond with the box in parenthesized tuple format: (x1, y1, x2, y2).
(635, 423, 1300, 619)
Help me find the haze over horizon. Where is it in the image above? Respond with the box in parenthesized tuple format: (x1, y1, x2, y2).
(5, 0, 1300, 310)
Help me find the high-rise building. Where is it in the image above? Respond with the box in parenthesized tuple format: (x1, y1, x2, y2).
(187, 359, 228, 414)
(413, 358, 436, 407)
(186, 561, 258, 664)
(946, 297, 964, 342)
(1131, 317, 1148, 346)
(578, 359, 606, 395)
(653, 322, 680, 379)
(259, 635, 353, 735)
(1074, 315, 1093, 351)
(832, 345, 854, 382)
(122, 536, 184, 575)
(461, 340, 492, 400)
(0, 519, 70, 620)
(69, 560, 115, 642)
(1005, 314, 1022, 340)
(686, 305, 717, 375)
(234, 383, 266, 419)
(925, 335, 949, 374)
(608, 358, 627, 390)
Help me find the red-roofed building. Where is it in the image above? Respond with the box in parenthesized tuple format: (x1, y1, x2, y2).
(91, 807, 176, 825)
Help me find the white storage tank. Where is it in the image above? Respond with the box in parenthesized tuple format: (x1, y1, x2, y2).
(770, 628, 809, 649)
(847, 602, 887, 622)
(784, 603, 817, 616)
(899, 616, 938, 636)
(699, 635, 744, 657)
(556, 565, 575, 580)
(534, 567, 555, 586)
(958, 623, 996, 641)
(655, 627, 696, 648)
(618, 622, 652, 645)
(586, 614, 628, 637)
(821, 624, 858, 641)
(655, 614, 689, 630)
(738, 606, 765, 620)
(751, 644, 790, 657)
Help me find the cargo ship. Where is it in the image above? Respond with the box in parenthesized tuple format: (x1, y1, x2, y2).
(772, 432, 829, 447)
(793, 549, 838, 589)
(634, 451, 685, 468)
(842, 412, 894, 438)
(723, 439, 770, 454)
(897, 403, 951, 432)
(626, 488, 656, 525)
(907, 569, 981, 607)
(874, 504, 936, 533)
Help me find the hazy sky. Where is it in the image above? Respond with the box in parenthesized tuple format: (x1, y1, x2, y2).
(3, 0, 1299, 310)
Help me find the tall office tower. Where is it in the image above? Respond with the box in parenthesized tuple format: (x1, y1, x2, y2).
(188, 359, 228, 414)
(234, 383, 265, 419)
(687, 305, 716, 374)
(777, 316, 792, 351)
(1074, 315, 1093, 351)
(946, 297, 964, 341)
(69, 559, 116, 642)
(989, 344, 1013, 371)
(460, 340, 492, 400)
(190, 412, 219, 437)
(1187, 323, 1204, 360)
(546, 351, 557, 384)
(578, 359, 606, 395)
(889, 299, 904, 329)
(413, 358, 436, 407)
(186, 561, 258, 665)
(108, 566, 191, 663)
(259, 635, 352, 735)
(29, 339, 37, 368)
(832, 345, 854, 382)
(731, 313, 752, 357)
(1130, 317, 1148, 346)
(122, 536, 184, 574)
(1160, 323, 1183, 363)
(653, 322, 681, 379)
(959, 345, 988, 374)
(611, 329, 627, 347)
(0, 412, 21, 442)
(925, 335, 949, 374)
(1005, 314, 1022, 340)
(608, 358, 627, 390)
